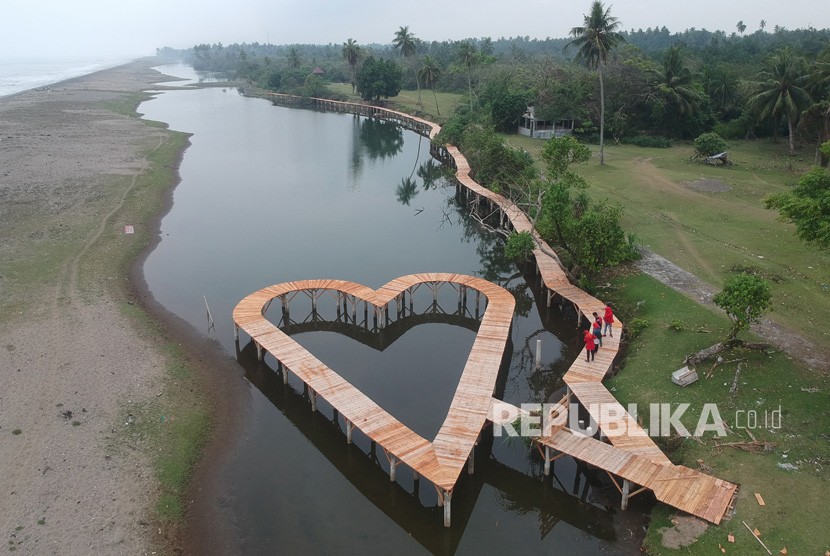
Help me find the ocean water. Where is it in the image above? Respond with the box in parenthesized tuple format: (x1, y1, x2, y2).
(0, 57, 133, 97)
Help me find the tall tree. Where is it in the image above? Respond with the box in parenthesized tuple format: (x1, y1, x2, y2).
(392, 26, 423, 109)
(747, 47, 812, 154)
(458, 41, 478, 112)
(651, 45, 702, 133)
(342, 39, 361, 93)
(287, 47, 301, 69)
(759, 19, 767, 32)
(418, 55, 442, 115)
(567, 1, 625, 165)
(736, 21, 747, 35)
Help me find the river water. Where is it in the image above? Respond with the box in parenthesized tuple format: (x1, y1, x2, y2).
(138, 64, 648, 555)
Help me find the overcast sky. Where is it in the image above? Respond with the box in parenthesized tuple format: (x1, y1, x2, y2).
(3, 0, 828, 59)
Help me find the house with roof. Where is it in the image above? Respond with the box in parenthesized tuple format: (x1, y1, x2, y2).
(517, 106, 575, 140)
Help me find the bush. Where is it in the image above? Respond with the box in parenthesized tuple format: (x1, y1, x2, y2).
(504, 231, 535, 261)
(693, 132, 728, 158)
(713, 117, 750, 140)
(626, 318, 650, 340)
(667, 319, 686, 331)
(620, 135, 672, 148)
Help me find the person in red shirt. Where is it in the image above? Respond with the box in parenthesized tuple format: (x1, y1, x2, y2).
(583, 329, 598, 362)
(603, 303, 615, 337)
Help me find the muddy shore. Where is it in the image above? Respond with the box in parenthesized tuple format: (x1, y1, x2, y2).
(0, 59, 243, 554)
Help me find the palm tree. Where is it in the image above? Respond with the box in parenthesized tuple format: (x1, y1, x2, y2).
(567, 1, 625, 165)
(457, 41, 478, 112)
(747, 48, 812, 154)
(393, 26, 423, 110)
(652, 46, 701, 121)
(287, 47, 301, 69)
(759, 19, 767, 32)
(418, 55, 442, 115)
(342, 39, 361, 93)
(736, 21, 747, 35)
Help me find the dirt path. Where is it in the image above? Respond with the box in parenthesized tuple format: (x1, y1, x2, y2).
(0, 62, 176, 554)
(637, 249, 830, 372)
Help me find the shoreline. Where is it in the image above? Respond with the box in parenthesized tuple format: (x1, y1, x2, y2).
(0, 58, 244, 554)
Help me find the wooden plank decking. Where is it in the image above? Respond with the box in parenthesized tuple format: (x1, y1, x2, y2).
(234, 274, 515, 492)
(238, 94, 739, 525)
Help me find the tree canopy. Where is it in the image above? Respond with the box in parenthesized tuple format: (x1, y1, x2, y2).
(765, 166, 830, 249)
(355, 56, 403, 101)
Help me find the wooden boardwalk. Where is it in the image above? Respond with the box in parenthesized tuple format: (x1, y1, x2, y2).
(239, 94, 738, 525)
(233, 274, 515, 526)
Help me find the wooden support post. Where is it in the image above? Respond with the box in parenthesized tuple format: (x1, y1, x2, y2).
(475, 290, 481, 319)
(544, 446, 551, 476)
(443, 490, 452, 528)
(256, 342, 264, 362)
(389, 456, 397, 482)
(547, 290, 553, 308)
(413, 471, 419, 481)
(621, 479, 630, 511)
(310, 390, 317, 412)
(282, 366, 288, 385)
(408, 288, 413, 313)
(346, 420, 354, 444)
(468, 447, 475, 474)
(233, 324, 239, 342)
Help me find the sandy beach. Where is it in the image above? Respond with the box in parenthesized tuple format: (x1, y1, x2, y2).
(0, 60, 213, 554)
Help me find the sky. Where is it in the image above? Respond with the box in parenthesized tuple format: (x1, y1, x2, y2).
(2, 0, 828, 59)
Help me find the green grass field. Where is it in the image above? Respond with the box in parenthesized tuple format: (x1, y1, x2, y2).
(327, 83, 463, 124)
(505, 135, 830, 352)
(603, 272, 829, 554)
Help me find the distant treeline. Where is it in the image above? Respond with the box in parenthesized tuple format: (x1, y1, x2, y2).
(156, 24, 830, 152)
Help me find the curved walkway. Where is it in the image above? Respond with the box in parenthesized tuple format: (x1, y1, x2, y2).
(243, 94, 739, 525)
(233, 275, 515, 525)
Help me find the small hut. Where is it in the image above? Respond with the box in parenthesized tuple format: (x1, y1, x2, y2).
(311, 66, 326, 76)
(517, 106, 575, 140)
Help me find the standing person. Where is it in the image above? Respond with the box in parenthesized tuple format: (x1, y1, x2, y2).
(583, 328, 598, 362)
(592, 312, 603, 347)
(603, 303, 615, 337)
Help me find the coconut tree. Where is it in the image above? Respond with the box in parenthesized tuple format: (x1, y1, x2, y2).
(392, 26, 423, 109)
(567, 1, 625, 165)
(287, 47, 301, 69)
(747, 47, 812, 154)
(736, 20, 747, 35)
(759, 19, 767, 32)
(651, 45, 702, 130)
(457, 41, 478, 112)
(342, 38, 361, 93)
(418, 55, 442, 115)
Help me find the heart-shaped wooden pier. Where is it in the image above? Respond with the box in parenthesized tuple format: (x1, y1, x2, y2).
(233, 273, 515, 492)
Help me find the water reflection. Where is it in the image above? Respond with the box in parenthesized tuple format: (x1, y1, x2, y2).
(359, 117, 404, 160)
(236, 340, 616, 555)
(396, 177, 419, 206)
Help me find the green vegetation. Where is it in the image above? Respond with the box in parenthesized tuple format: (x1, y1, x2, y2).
(355, 56, 403, 101)
(713, 272, 773, 341)
(506, 135, 830, 349)
(566, 0, 625, 164)
(693, 132, 728, 157)
(504, 231, 535, 261)
(604, 272, 830, 555)
(765, 166, 830, 248)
